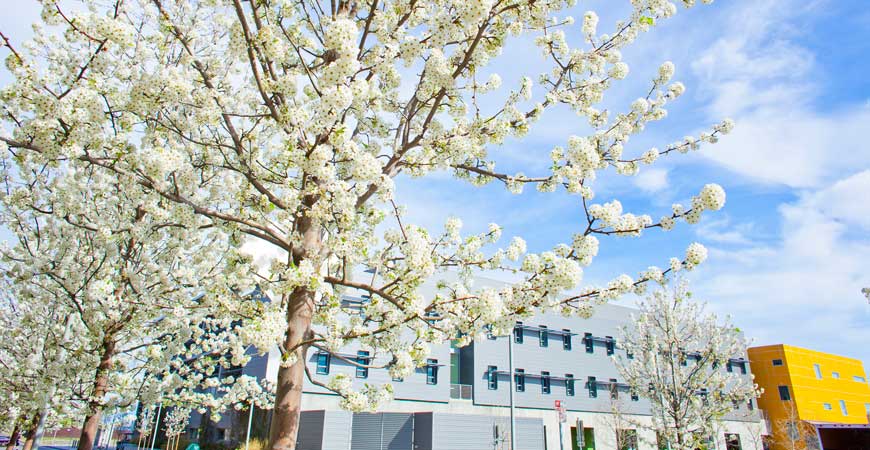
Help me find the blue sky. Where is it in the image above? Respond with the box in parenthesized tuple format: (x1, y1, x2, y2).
(2, 1, 870, 364)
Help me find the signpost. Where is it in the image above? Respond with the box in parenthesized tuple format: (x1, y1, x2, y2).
(555, 400, 566, 450)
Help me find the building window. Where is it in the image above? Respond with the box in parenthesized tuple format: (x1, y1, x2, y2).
(515, 369, 525, 392)
(487, 366, 498, 390)
(485, 325, 496, 340)
(588, 376, 597, 398)
(840, 400, 848, 415)
(772, 359, 783, 366)
(541, 372, 551, 394)
(853, 375, 866, 383)
(778, 385, 791, 401)
(392, 375, 404, 382)
(610, 379, 619, 400)
(630, 390, 639, 402)
(832, 371, 840, 379)
(584, 333, 594, 353)
(566, 374, 575, 396)
(823, 403, 832, 410)
(539, 326, 549, 347)
(814, 364, 822, 379)
(605, 336, 615, 355)
(426, 359, 438, 385)
(514, 322, 524, 344)
(627, 352, 634, 360)
(747, 399, 754, 410)
(727, 361, 733, 372)
(356, 351, 370, 378)
(562, 330, 572, 350)
(740, 361, 747, 374)
(724, 433, 742, 450)
(316, 352, 330, 375)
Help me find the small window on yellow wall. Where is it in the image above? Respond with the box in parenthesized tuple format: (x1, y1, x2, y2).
(823, 403, 832, 411)
(832, 372, 840, 379)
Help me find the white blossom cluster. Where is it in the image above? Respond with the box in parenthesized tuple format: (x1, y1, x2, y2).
(0, 0, 736, 446)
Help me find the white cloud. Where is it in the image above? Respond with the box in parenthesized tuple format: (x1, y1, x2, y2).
(693, 171, 870, 357)
(633, 168, 669, 194)
(690, 0, 870, 189)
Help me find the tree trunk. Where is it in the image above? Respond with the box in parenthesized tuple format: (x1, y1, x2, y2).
(77, 336, 116, 450)
(266, 286, 315, 450)
(267, 208, 319, 450)
(22, 413, 42, 450)
(7, 417, 22, 450)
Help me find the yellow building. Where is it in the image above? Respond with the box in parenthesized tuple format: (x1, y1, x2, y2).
(748, 344, 870, 450)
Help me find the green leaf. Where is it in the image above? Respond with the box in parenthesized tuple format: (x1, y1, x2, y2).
(640, 16, 655, 26)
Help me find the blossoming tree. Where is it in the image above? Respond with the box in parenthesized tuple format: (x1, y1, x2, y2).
(0, 165, 267, 450)
(615, 282, 760, 450)
(2, 0, 734, 449)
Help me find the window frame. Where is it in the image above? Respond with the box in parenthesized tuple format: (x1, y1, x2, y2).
(584, 333, 594, 353)
(814, 363, 822, 379)
(355, 350, 370, 379)
(772, 359, 783, 366)
(839, 399, 848, 416)
(562, 329, 572, 350)
(425, 359, 438, 385)
(566, 374, 575, 396)
(316, 352, 331, 375)
(514, 322, 524, 344)
(539, 325, 549, 347)
(487, 366, 498, 390)
(778, 385, 791, 401)
(515, 369, 525, 392)
(541, 371, 551, 394)
(588, 376, 597, 398)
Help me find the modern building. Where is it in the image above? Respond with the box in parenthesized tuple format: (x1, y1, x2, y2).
(748, 344, 870, 450)
(292, 298, 763, 450)
(182, 280, 764, 450)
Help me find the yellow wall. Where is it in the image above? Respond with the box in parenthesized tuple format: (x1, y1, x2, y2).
(748, 344, 870, 450)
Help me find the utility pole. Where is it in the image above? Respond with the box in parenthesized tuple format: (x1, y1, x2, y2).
(244, 402, 254, 450)
(508, 329, 516, 450)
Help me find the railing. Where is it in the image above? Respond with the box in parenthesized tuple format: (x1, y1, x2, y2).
(450, 383, 473, 400)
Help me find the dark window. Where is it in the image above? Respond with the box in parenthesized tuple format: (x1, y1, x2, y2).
(631, 391, 639, 402)
(316, 353, 330, 375)
(740, 362, 747, 374)
(542, 372, 551, 394)
(540, 326, 549, 347)
(680, 351, 688, 366)
(356, 351, 370, 378)
(725, 433, 742, 450)
(392, 375, 404, 382)
(727, 361, 734, 372)
(778, 385, 791, 401)
(584, 333, 594, 353)
(588, 376, 597, 398)
(562, 329, 572, 350)
(515, 369, 525, 392)
(627, 352, 634, 360)
(747, 399, 754, 410)
(514, 322, 524, 344)
(485, 325, 496, 340)
(487, 366, 498, 390)
(426, 359, 438, 385)
(772, 359, 783, 366)
(566, 374, 575, 396)
(605, 337, 615, 356)
(610, 379, 619, 400)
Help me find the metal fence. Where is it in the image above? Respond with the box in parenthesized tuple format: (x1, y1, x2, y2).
(449, 384, 473, 400)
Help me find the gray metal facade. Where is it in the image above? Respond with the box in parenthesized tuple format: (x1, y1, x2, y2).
(302, 303, 758, 421)
(301, 411, 544, 450)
